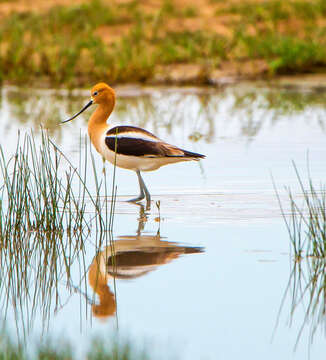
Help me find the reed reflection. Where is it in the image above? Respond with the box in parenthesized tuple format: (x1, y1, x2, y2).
(88, 205, 204, 320)
(277, 257, 326, 349)
(0, 230, 88, 339)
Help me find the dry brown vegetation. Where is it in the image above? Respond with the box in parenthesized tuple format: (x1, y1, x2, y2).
(0, 0, 326, 85)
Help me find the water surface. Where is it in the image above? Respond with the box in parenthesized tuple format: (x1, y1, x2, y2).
(0, 81, 326, 359)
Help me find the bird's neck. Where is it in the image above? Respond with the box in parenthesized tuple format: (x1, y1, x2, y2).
(92, 283, 116, 318)
(88, 103, 113, 152)
(88, 257, 116, 318)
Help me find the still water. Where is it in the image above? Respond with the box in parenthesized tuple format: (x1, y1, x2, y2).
(0, 80, 326, 359)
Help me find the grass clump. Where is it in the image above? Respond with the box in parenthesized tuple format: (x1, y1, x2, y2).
(88, 339, 149, 360)
(217, 0, 326, 22)
(0, 131, 87, 238)
(36, 341, 72, 360)
(2, 0, 326, 84)
(0, 0, 225, 85)
(277, 163, 326, 259)
(0, 129, 116, 239)
(220, 0, 290, 22)
(0, 332, 151, 359)
(157, 30, 227, 64)
(0, 0, 147, 84)
(0, 130, 117, 331)
(0, 334, 25, 360)
(235, 32, 326, 74)
(0, 0, 127, 84)
(275, 163, 326, 348)
(227, 0, 326, 75)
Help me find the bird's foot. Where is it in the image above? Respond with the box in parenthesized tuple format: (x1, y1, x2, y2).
(127, 194, 145, 203)
(127, 196, 151, 210)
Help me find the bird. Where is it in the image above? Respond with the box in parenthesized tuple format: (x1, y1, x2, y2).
(62, 82, 205, 207)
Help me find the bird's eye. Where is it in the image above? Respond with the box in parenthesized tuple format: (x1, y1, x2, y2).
(93, 91, 98, 96)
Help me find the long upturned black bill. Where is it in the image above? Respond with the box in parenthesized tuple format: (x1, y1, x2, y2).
(61, 99, 93, 124)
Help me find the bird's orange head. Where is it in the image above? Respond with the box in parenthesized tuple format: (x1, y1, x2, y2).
(91, 82, 116, 106)
(61, 82, 115, 124)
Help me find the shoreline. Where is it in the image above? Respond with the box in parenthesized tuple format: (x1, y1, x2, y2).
(3, 73, 326, 94)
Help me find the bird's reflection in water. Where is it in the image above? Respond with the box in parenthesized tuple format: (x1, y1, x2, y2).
(88, 205, 203, 320)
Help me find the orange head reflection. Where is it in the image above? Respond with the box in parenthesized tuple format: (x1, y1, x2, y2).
(88, 207, 203, 321)
(88, 253, 116, 318)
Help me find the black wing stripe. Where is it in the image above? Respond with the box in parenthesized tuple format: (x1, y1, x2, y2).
(105, 136, 206, 158)
(105, 137, 166, 157)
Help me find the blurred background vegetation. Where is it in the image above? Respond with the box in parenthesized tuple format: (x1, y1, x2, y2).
(0, 0, 326, 86)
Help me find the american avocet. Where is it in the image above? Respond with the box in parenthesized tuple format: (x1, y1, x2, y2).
(62, 83, 205, 206)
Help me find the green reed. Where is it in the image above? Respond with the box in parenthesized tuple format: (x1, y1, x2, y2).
(0, 331, 151, 359)
(0, 130, 117, 335)
(0, 130, 116, 238)
(277, 162, 326, 259)
(273, 163, 326, 349)
(275, 247, 326, 350)
(0, 131, 83, 238)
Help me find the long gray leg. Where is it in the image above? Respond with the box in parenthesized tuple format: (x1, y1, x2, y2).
(127, 171, 151, 208)
(138, 171, 151, 205)
(127, 170, 145, 203)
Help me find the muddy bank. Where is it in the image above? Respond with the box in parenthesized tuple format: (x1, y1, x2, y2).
(1, 0, 326, 86)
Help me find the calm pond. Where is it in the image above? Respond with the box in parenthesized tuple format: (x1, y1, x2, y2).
(0, 78, 326, 359)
